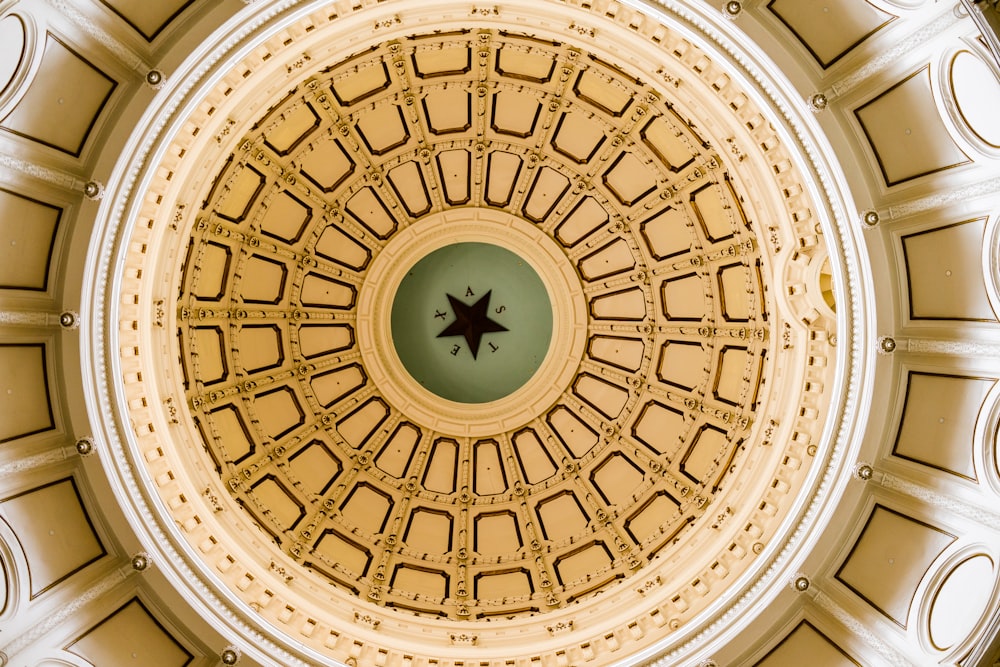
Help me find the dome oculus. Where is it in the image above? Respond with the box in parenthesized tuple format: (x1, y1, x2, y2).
(391, 242, 553, 404)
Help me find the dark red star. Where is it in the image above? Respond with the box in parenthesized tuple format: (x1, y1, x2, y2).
(436, 290, 507, 359)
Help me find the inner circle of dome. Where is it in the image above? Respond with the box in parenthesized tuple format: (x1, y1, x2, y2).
(89, 1, 860, 664)
(391, 242, 552, 404)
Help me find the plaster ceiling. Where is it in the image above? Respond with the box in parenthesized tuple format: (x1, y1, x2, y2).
(102, 2, 845, 663)
(2, 1, 1000, 666)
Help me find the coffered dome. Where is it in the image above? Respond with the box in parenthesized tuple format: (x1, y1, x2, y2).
(96, 1, 852, 662)
(1, 1, 1000, 666)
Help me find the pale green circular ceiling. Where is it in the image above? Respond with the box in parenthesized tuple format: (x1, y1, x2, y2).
(391, 242, 552, 403)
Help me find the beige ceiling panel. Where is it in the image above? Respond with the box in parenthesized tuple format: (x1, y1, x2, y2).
(624, 491, 681, 545)
(190, 326, 227, 385)
(189, 241, 231, 301)
(339, 483, 393, 534)
(641, 115, 696, 172)
(495, 48, 555, 83)
(296, 323, 354, 359)
(412, 47, 471, 78)
(386, 161, 431, 218)
(390, 565, 448, 599)
(603, 152, 658, 206)
(355, 105, 409, 155)
(309, 365, 365, 409)
(511, 428, 558, 484)
(902, 219, 995, 321)
(836, 505, 955, 626)
(587, 335, 644, 372)
(855, 67, 970, 186)
(436, 149, 471, 205)
(555, 196, 609, 247)
(552, 112, 606, 163)
(657, 340, 707, 391)
(422, 438, 458, 493)
(300, 273, 356, 309)
(215, 166, 265, 223)
(893, 372, 993, 480)
(631, 401, 686, 457)
(767, 0, 895, 68)
(248, 476, 304, 531)
(374, 423, 421, 478)
(484, 150, 523, 207)
(403, 509, 453, 554)
(574, 69, 632, 117)
(299, 138, 355, 193)
(640, 206, 693, 260)
(0, 343, 54, 443)
(473, 440, 508, 495)
(259, 191, 313, 245)
(691, 182, 734, 242)
(0, 35, 115, 156)
(0, 189, 61, 291)
(286, 440, 341, 497)
(475, 569, 532, 601)
(590, 452, 645, 507)
(547, 406, 599, 458)
(331, 61, 390, 106)
(422, 89, 471, 134)
(718, 263, 752, 322)
(345, 186, 398, 238)
(577, 238, 635, 281)
(573, 373, 629, 420)
(206, 404, 254, 464)
(238, 324, 284, 374)
(253, 385, 304, 438)
(661, 273, 708, 321)
(239, 255, 287, 304)
(337, 398, 389, 449)
(554, 541, 613, 587)
(0, 478, 104, 597)
(313, 529, 371, 577)
(536, 491, 590, 541)
(754, 619, 859, 666)
(679, 424, 728, 486)
(590, 287, 646, 320)
(714, 345, 752, 406)
(68, 598, 192, 667)
(474, 511, 522, 555)
(522, 166, 570, 222)
(263, 102, 319, 155)
(98, 0, 196, 41)
(490, 90, 542, 137)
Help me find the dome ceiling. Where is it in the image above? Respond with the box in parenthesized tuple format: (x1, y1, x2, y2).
(175, 27, 789, 619)
(101, 3, 848, 664)
(7, 1, 1000, 667)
